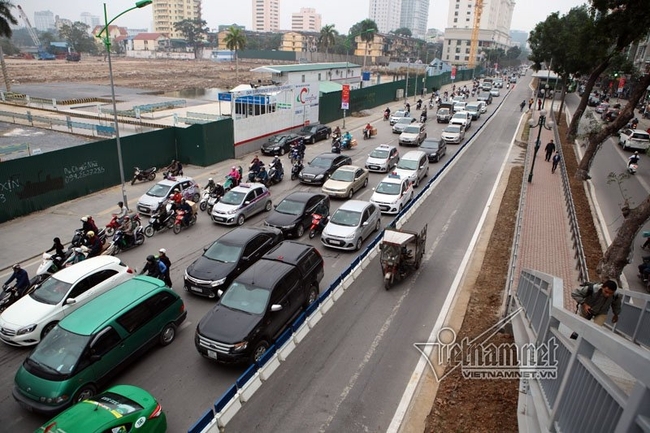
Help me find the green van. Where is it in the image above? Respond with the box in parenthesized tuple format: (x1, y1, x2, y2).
(12, 276, 186, 416)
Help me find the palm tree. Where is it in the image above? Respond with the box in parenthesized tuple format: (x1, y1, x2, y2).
(318, 24, 337, 60)
(358, 19, 378, 70)
(223, 26, 247, 84)
(0, 1, 17, 91)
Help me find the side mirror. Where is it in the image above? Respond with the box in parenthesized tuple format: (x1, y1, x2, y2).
(244, 201, 250, 205)
(65, 298, 76, 305)
(271, 304, 283, 312)
(362, 221, 369, 227)
(273, 204, 278, 209)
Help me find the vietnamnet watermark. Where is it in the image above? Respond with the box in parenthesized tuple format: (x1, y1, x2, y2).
(414, 307, 558, 382)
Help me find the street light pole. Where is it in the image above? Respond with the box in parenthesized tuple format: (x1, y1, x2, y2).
(97, 1, 152, 210)
(527, 109, 555, 183)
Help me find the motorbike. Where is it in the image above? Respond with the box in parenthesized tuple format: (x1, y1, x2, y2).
(340, 136, 354, 150)
(268, 162, 284, 185)
(72, 227, 107, 247)
(420, 113, 427, 123)
(103, 227, 145, 256)
(331, 138, 341, 154)
(143, 203, 175, 237)
(200, 185, 225, 212)
(383, 111, 390, 121)
(105, 213, 141, 237)
(0, 283, 36, 313)
(173, 208, 198, 234)
(131, 166, 157, 185)
(363, 128, 372, 140)
(628, 163, 638, 175)
(31, 251, 68, 287)
(379, 225, 427, 290)
(308, 213, 330, 239)
(289, 148, 304, 165)
(291, 161, 304, 180)
(224, 167, 242, 191)
(248, 162, 264, 182)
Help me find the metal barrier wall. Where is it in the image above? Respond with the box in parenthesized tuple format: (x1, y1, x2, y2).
(514, 269, 650, 433)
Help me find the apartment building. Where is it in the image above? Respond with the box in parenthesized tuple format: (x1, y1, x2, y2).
(291, 8, 322, 32)
(368, 0, 401, 34)
(252, 0, 280, 32)
(152, 0, 202, 39)
(33, 10, 55, 32)
(399, 0, 430, 39)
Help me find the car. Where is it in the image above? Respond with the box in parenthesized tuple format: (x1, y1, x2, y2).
(602, 108, 620, 122)
(477, 92, 493, 105)
(441, 124, 466, 144)
(436, 107, 452, 123)
(392, 116, 416, 133)
(618, 128, 650, 151)
(297, 124, 332, 144)
(264, 192, 330, 237)
(260, 133, 303, 156)
(322, 165, 369, 199)
(481, 83, 493, 91)
(450, 111, 472, 130)
(184, 227, 284, 298)
(0, 256, 134, 347)
(494, 79, 504, 88)
(476, 100, 488, 114)
(298, 153, 352, 185)
(393, 150, 429, 187)
(35, 385, 167, 433)
(509, 76, 517, 83)
(321, 200, 381, 251)
(195, 241, 324, 364)
(595, 102, 610, 114)
(419, 138, 447, 162)
(137, 176, 200, 216)
(489, 88, 501, 97)
(452, 101, 467, 113)
(211, 182, 272, 226)
(365, 144, 400, 173)
(389, 109, 411, 125)
(465, 102, 481, 120)
(399, 122, 427, 146)
(370, 172, 414, 214)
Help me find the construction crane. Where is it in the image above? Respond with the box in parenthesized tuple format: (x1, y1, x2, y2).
(16, 5, 55, 60)
(467, 0, 484, 69)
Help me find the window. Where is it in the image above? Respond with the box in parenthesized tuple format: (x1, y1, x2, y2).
(90, 327, 121, 357)
(243, 236, 266, 257)
(116, 292, 176, 333)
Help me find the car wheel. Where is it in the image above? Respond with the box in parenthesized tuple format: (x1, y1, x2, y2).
(41, 321, 58, 339)
(295, 224, 305, 237)
(159, 323, 176, 346)
(280, 147, 286, 156)
(74, 384, 97, 403)
(193, 193, 200, 203)
(348, 189, 354, 199)
(304, 284, 319, 308)
(265, 201, 272, 212)
(237, 214, 245, 226)
(363, 178, 368, 188)
(355, 238, 363, 251)
(375, 219, 381, 232)
(250, 340, 269, 364)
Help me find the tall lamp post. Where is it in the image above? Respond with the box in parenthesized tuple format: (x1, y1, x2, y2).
(96, 1, 153, 209)
(527, 109, 555, 183)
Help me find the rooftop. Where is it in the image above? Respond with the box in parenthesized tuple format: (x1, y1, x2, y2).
(251, 62, 361, 74)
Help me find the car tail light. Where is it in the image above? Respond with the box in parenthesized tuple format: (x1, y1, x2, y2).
(43, 423, 58, 433)
(180, 303, 185, 313)
(127, 267, 134, 274)
(149, 402, 163, 419)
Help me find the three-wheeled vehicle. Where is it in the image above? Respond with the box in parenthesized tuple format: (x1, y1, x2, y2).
(379, 225, 427, 290)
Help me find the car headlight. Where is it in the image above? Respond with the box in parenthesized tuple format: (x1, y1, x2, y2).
(344, 232, 357, 239)
(226, 208, 239, 215)
(232, 341, 248, 352)
(17, 324, 37, 335)
(282, 224, 296, 230)
(273, 146, 280, 151)
(210, 278, 226, 287)
(315, 174, 324, 180)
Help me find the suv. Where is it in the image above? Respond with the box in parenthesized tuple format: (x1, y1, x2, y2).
(477, 92, 493, 105)
(184, 227, 284, 298)
(393, 150, 429, 187)
(436, 106, 452, 123)
(399, 123, 427, 146)
(366, 144, 400, 173)
(211, 183, 272, 226)
(195, 241, 324, 364)
(450, 111, 472, 130)
(297, 124, 332, 144)
(137, 176, 200, 216)
(619, 128, 650, 151)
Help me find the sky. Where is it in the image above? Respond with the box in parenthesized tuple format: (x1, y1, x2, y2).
(18, 0, 588, 35)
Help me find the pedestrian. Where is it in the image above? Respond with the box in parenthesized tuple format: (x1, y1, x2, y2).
(537, 98, 542, 110)
(520, 100, 526, 112)
(158, 248, 172, 287)
(544, 139, 556, 161)
(570, 280, 621, 327)
(420, 88, 424, 97)
(552, 152, 561, 173)
(528, 98, 534, 110)
(405, 102, 410, 113)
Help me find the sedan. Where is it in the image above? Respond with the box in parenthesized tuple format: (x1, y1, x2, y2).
(322, 165, 369, 199)
(389, 109, 411, 125)
(321, 200, 381, 251)
(419, 138, 447, 162)
(260, 133, 303, 156)
(35, 385, 167, 433)
(297, 124, 332, 144)
(264, 192, 330, 237)
(298, 153, 352, 185)
(211, 183, 272, 226)
(441, 124, 465, 144)
(489, 88, 501, 97)
(184, 227, 284, 298)
(392, 116, 416, 133)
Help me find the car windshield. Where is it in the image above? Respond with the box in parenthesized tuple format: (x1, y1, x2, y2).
(330, 209, 361, 227)
(269, 135, 284, 144)
(438, 108, 449, 114)
(220, 190, 245, 205)
(397, 159, 418, 170)
(146, 183, 172, 198)
(393, 110, 407, 117)
(275, 199, 305, 215)
(88, 392, 144, 416)
(30, 277, 73, 305)
(445, 125, 461, 133)
(220, 281, 270, 315)
(370, 149, 389, 159)
(466, 104, 479, 111)
(204, 241, 243, 263)
(309, 157, 333, 169)
(403, 125, 420, 134)
(301, 126, 317, 134)
(375, 182, 400, 195)
(28, 326, 89, 376)
(330, 170, 355, 182)
(396, 118, 412, 124)
(421, 140, 440, 150)
(452, 114, 465, 120)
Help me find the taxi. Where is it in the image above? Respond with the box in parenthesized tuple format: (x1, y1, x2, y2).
(365, 144, 400, 173)
(369, 172, 414, 214)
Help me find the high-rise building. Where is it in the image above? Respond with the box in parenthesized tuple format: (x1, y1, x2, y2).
(152, 0, 201, 39)
(442, 0, 515, 66)
(80, 12, 100, 29)
(252, 0, 280, 32)
(400, 0, 430, 39)
(368, 0, 401, 34)
(33, 10, 55, 32)
(291, 8, 321, 32)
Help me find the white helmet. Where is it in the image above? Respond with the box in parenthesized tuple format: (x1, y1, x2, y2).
(81, 216, 88, 222)
(159, 248, 167, 254)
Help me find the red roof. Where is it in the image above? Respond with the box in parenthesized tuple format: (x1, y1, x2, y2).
(133, 33, 167, 40)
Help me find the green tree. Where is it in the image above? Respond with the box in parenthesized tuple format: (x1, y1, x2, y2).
(349, 19, 378, 68)
(223, 26, 247, 83)
(0, 1, 18, 90)
(59, 22, 98, 54)
(318, 24, 337, 60)
(505, 45, 521, 60)
(392, 27, 412, 37)
(173, 18, 209, 59)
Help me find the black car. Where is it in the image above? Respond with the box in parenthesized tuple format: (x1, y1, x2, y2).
(195, 241, 324, 364)
(184, 227, 283, 298)
(477, 92, 493, 105)
(298, 153, 352, 185)
(261, 133, 304, 156)
(297, 124, 332, 144)
(264, 192, 330, 238)
(419, 138, 447, 162)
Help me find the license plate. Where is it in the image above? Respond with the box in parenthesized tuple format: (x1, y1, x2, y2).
(369, 165, 379, 170)
(208, 350, 218, 360)
(331, 240, 343, 246)
(190, 286, 203, 293)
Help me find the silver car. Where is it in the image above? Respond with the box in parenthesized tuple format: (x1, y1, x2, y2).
(392, 116, 415, 133)
(321, 200, 381, 251)
(211, 183, 272, 226)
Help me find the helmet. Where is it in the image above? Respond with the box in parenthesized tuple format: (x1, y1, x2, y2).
(12, 264, 20, 270)
(208, 177, 213, 182)
(53, 237, 60, 243)
(81, 216, 88, 222)
(159, 248, 167, 254)
(635, 151, 639, 155)
(146, 255, 155, 262)
(231, 166, 236, 170)
(87, 231, 95, 237)
(74, 247, 83, 253)
(174, 188, 180, 193)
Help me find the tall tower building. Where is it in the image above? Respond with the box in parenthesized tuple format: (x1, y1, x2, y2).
(152, 0, 202, 39)
(291, 8, 321, 32)
(33, 11, 55, 32)
(399, 0, 430, 39)
(442, 0, 515, 66)
(369, 0, 401, 34)
(252, 0, 280, 32)
(80, 12, 100, 29)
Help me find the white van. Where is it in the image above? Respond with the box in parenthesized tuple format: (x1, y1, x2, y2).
(393, 150, 429, 188)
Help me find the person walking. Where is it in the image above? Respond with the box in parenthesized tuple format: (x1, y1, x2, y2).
(571, 280, 621, 326)
(520, 100, 526, 112)
(528, 98, 534, 111)
(537, 98, 542, 110)
(545, 139, 556, 161)
(552, 152, 561, 174)
(158, 248, 172, 287)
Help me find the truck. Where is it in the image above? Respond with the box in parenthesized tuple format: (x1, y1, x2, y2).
(436, 102, 453, 123)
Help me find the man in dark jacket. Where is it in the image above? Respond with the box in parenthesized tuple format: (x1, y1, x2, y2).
(544, 140, 556, 161)
(141, 255, 167, 281)
(158, 248, 172, 287)
(4, 264, 30, 296)
(571, 280, 622, 326)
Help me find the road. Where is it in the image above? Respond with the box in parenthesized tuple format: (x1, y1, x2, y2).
(0, 79, 523, 431)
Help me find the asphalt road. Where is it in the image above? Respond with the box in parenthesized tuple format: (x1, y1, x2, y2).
(0, 80, 522, 431)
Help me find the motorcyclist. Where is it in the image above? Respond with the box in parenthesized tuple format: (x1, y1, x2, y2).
(256, 165, 269, 185)
(270, 156, 284, 181)
(342, 131, 352, 148)
(114, 201, 128, 225)
(140, 255, 167, 281)
(158, 248, 173, 287)
(121, 215, 135, 247)
(178, 199, 193, 227)
(420, 108, 428, 122)
(80, 215, 99, 236)
(45, 237, 66, 269)
(167, 159, 183, 177)
(416, 99, 422, 110)
(169, 188, 183, 209)
(628, 151, 640, 168)
(85, 231, 102, 258)
(228, 166, 241, 186)
(63, 247, 87, 267)
(205, 178, 216, 194)
(363, 123, 373, 139)
(333, 126, 341, 138)
(250, 155, 264, 174)
(3, 264, 30, 297)
(384, 107, 391, 120)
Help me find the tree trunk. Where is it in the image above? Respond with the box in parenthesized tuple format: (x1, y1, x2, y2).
(557, 74, 568, 126)
(235, 50, 239, 84)
(567, 59, 611, 141)
(577, 73, 650, 180)
(597, 194, 650, 281)
(0, 45, 10, 92)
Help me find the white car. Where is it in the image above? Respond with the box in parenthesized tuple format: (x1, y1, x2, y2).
(450, 111, 472, 130)
(365, 144, 400, 173)
(489, 88, 501, 97)
(321, 200, 381, 251)
(389, 110, 411, 126)
(370, 173, 414, 214)
(393, 150, 429, 188)
(137, 176, 200, 216)
(476, 100, 488, 114)
(0, 256, 133, 347)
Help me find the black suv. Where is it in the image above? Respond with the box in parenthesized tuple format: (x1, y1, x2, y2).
(184, 227, 283, 298)
(195, 241, 324, 364)
(297, 124, 332, 144)
(264, 192, 330, 238)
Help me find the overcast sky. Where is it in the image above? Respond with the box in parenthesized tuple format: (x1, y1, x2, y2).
(18, 0, 588, 35)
